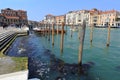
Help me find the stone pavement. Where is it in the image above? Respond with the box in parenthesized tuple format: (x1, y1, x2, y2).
(0, 57, 16, 75)
(0, 26, 29, 80)
(0, 70, 28, 80)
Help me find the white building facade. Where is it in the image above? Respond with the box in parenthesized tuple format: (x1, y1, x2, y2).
(76, 10, 90, 26)
(65, 11, 77, 25)
(65, 10, 90, 26)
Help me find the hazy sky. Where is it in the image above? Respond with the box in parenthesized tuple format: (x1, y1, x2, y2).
(0, 0, 119, 21)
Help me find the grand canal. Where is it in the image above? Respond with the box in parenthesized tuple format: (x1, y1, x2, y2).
(6, 26, 120, 80)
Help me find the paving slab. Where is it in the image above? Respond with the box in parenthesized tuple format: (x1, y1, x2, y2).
(0, 70, 28, 80)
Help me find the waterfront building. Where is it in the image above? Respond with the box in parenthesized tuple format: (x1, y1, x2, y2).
(0, 8, 28, 26)
(44, 14, 65, 26)
(66, 10, 90, 26)
(89, 8, 102, 26)
(89, 9, 120, 27)
(44, 14, 55, 24)
(0, 13, 5, 26)
(65, 11, 77, 25)
(100, 10, 120, 27)
(28, 20, 40, 27)
(76, 10, 90, 26)
(43, 8, 120, 27)
(55, 15, 65, 25)
(115, 11, 120, 27)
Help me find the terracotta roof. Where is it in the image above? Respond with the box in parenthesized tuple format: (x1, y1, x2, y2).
(55, 15, 65, 17)
(46, 14, 54, 17)
(101, 10, 117, 14)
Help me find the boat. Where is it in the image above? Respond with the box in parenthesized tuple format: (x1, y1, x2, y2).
(33, 27, 41, 30)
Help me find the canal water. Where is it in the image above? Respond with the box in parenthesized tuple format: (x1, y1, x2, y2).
(6, 27, 120, 80)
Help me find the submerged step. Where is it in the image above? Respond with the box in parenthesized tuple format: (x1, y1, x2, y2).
(0, 33, 17, 51)
(0, 31, 15, 42)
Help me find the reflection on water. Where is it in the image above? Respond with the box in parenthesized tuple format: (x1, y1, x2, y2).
(6, 27, 120, 80)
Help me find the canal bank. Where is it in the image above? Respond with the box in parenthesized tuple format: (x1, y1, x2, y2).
(0, 27, 28, 77)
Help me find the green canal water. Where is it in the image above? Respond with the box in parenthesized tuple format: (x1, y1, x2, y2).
(7, 26, 120, 80)
(40, 27, 120, 80)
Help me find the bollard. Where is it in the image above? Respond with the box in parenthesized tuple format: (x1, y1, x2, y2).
(52, 22, 54, 46)
(106, 25, 111, 47)
(60, 22, 65, 53)
(90, 24, 94, 43)
(78, 20, 86, 66)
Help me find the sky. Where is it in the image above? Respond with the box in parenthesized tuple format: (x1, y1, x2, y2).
(0, 0, 120, 21)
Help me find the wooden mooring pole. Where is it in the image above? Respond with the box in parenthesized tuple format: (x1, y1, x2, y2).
(106, 25, 111, 47)
(71, 24, 73, 37)
(43, 23, 45, 36)
(48, 23, 50, 41)
(45, 23, 47, 38)
(90, 24, 94, 43)
(78, 24, 81, 39)
(57, 23, 59, 34)
(65, 24, 67, 34)
(52, 22, 54, 46)
(60, 22, 65, 53)
(78, 20, 86, 66)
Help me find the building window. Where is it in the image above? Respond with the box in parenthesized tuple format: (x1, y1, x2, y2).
(118, 23, 120, 26)
(93, 20, 97, 22)
(78, 20, 81, 22)
(2, 11, 4, 13)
